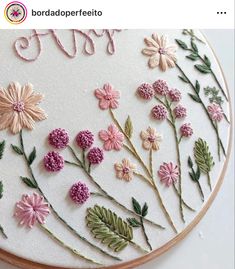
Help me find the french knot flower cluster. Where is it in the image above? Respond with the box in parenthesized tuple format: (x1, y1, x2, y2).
(44, 151, 64, 172)
(48, 128, 69, 149)
(69, 181, 90, 205)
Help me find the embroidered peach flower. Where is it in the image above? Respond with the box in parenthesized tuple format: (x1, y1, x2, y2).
(140, 127, 162, 151)
(0, 82, 47, 134)
(99, 124, 124, 151)
(94, 83, 120, 110)
(158, 162, 179, 187)
(114, 159, 136, 181)
(142, 33, 177, 71)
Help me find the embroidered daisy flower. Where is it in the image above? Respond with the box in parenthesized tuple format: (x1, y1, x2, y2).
(14, 193, 50, 228)
(158, 162, 179, 187)
(207, 103, 223, 122)
(140, 127, 162, 151)
(142, 33, 177, 71)
(99, 124, 124, 151)
(114, 159, 136, 181)
(0, 82, 47, 134)
(69, 181, 90, 205)
(94, 83, 120, 110)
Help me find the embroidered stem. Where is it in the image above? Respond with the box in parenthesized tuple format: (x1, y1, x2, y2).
(215, 121, 221, 161)
(40, 225, 102, 265)
(175, 63, 226, 158)
(67, 146, 165, 230)
(149, 149, 153, 177)
(172, 184, 195, 211)
(128, 239, 149, 254)
(134, 172, 153, 187)
(140, 217, 152, 251)
(196, 181, 205, 202)
(18, 131, 121, 262)
(109, 109, 177, 233)
(207, 172, 212, 191)
(0, 224, 7, 239)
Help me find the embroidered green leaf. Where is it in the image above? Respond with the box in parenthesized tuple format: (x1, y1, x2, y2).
(188, 156, 193, 168)
(175, 39, 188, 50)
(188, 93, 201, 103)
(194, 138, 214, 174)
(204, 86, 223, 105)
(195, 80, 200, 93)
(204, 55, 211, 67)
(195, 64, 211, 74)
(0, 181, 3, 199)
(195, 165, 201, 180)
(86, 205, 133, 252)
(189, 171, 197, 182)
(141, 202, 148, 217)
(132, 197, 142, 215)
(125, 116, 133, 138)
(191, 40, 198, 53)
(127, 218, 142, 228)
(28, 147, 36, 165)
(11, 144, 23, 155)
(178, 75, 189, 83)
(0, 141, 6, 160)
(20, 176, 37, 189)
(186, 53, 198, 61)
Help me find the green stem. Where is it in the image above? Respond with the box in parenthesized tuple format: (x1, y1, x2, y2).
(172, 184, 195, 212)
(0, 224, 7, 239)
(129, 239, 149, 254)
(18, 131, 121, 262)
(207, 172, 212, 191)
(196, 181, 205, 202)
(149, 149, 153, 177)
(175, 63, 226, 158)
(215, 121, 221, 161)
(140, 217, 152, 251)
(40, 225, 102, 265)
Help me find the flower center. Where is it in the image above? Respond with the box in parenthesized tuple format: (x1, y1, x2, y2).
(148, 136, 155, 143)
(13, 101, 25, 112)
(104, 94, 112, 100)
(158, 48, 166, 55)
(122, 167, 130, 174)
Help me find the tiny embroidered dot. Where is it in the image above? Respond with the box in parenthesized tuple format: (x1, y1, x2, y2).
(76, 130, 94, 150)
(44, 151, 64, 172)
(173, 105, 187, 118)
(48, 128, 69, 149)
(152, 79, 169, 96)
(12, 101, 25, 112)
(69, 181, 90, 205)
(180, 123, 193, 137)
(87, 147, 104, 165)
(158, 48, 166, 55)
(137, 83, 155, 100)
(151, 104, 167, 120)
(168, 88, 182, 102)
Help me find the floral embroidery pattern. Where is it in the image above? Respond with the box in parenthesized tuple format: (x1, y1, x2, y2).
(208, 103, 223, 122)
(158, 162, 179, 187)
(0, 180, 7, 239)
(48, 128, 70, 149)
(69, 181, 90, 205)
(140, 127, 162, 151)
(114, 159, 136, 181)
(44, 151, 65, 172)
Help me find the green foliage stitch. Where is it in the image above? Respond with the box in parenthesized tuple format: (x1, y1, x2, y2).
(124, 116, 133, 139)
(0, 140, 6, 159)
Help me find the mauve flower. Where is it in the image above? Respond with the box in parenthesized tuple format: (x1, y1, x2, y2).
(158, 162, 179, 187)
(87, 147, 104, 164)
(168, 88, 182, 102)
(48, 128, 69, 149)
(0, 82, 47, 134)
(69, 181, 90, 204)
(76, 130, 94, 150)
(94, 83, 120, 110)
(44, 151, 64, 172)
(142, 33, 177, 71)
(207, 103, 223, 122)
(180, 123, 193, 137)
(152, 79, 169, 96)
(151, 104, 167, 120)
(14, 193, 50, 228)
(114, 159, 136, 181)
(99, 124, 124, 151)
(140, 127, 163, 151)
(137, 83, 155, 100)
(173, 105, 187, 119)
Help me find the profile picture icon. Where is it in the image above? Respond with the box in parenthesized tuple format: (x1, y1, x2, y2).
(4, 1, 27, 24)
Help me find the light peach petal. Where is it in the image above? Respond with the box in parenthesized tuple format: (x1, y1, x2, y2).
(144, 37, 159, 48)
(165, 56, 176, 68)
(24, 107, 47, 121)
(10, 112, 22, 134)
(0, 90, 13, 105)
(148, 54, 160, 68)
(143, 140, 151, 150)
(21, 83, 34, 102)
(122, 159, 130, 167)
(0, 101, 13, 113)
(152, 142, 160, 151)
(19, 112, 34, 130)
(140, 130, 148, 140)
(142, 47, 158, 56)
(8, 82, 21, 102)
(25, 93, 44, 106)
(0, 112, 14, 130)
(116, 171, 124, 179)
(159, 55, 168, 72)
(114, 163, 123, 171)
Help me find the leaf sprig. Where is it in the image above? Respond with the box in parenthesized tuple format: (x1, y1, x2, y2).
(0, 181, 3, 199)
(204, 86, 223, 106)
(0, 140, 6, 160)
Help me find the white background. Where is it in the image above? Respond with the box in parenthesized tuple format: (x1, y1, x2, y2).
(0, 29, 234, 269)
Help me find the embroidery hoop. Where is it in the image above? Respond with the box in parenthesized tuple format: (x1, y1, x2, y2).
(0, 31, 233, 269)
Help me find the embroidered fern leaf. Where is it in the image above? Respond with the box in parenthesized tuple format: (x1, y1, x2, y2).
(86, 205, 133, 252)
(0, 140, 6, 159)
(0, 181, 3, 199)
(194, 138, 214, 174)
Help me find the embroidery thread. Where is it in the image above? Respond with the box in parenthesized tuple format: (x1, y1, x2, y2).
(0, 181, 7, 239)
(0, 140, 6, 159)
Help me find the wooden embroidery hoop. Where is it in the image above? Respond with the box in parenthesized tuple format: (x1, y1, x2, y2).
(0, 31, 233, 269)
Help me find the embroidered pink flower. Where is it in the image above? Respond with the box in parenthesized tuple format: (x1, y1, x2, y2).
(69, 181, 90, 205)
(152, 79, 169, 96)
(99, 124, 124, 151)
(114, 159, 136, 181)
(0, 82, 47, 134)
(48, 128, 69, 149)
(137, 83, 155, 100)
(173, 105, 187, 119)
(87, 147, 104, 164)
(76, 130, 94, 150)
(151, 104, 167, 120)
(158, 162, 179, 187)
(207, 103, 223, 122)
(180, 123, 193, 137)
(44, 151, 64, 172)
(94, 83, 120, 110)
(142, 33, 177, 71)
(140, 127, 163, 150)
(168, 88, 182, 102)
(14, 193, 50, 228)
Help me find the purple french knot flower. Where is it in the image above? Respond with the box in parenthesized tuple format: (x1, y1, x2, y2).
(48, 128, 69, 149)
(180, 123, 193, 137)
(152, 79, 169, 96)
(173, 104, 187, 119)
(87, 147, 104, 164)
(168, 88, 182, 102)
(151, 104, 167, 120)
(44, 151, 64, 172)
(69, 181, 90, 205)
(76, 130, 94, 150)
(137, 83, 155, 100)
